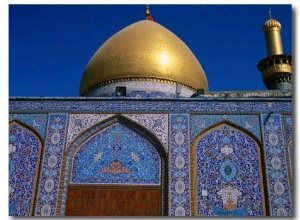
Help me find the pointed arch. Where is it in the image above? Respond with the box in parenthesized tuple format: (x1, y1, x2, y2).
(9, 120, 44, 216)
(57, 114, 168, 216)
(190, 121, 268, 216)
(191, 120, 262, 146)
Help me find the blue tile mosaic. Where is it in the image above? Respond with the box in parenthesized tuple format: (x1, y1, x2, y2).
(261, 114, 292, 216)
(35, 114, 68, 216)
(170, 114, 190, 216)
(9, 114, 48, 138)
(9, 123, 41, 216)
(8, 98, 292, 216)
(194, 124, 264, 216)
(71, 123, 161, 184)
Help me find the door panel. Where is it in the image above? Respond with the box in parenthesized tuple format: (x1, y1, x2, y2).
(65, 185, 162, 216)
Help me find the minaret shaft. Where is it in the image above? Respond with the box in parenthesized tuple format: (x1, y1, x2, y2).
(265, 29, 283, 55)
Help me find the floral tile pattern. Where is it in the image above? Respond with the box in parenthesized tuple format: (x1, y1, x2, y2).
(9, 114, 48, 139)
(191, 114, 261, 141)
(195, 124, 264, 216)
(124, 114, 168, 150)
(8, 99, 293, 216)
(66, 114, 113, 148)
(71, 123, 161, 184)
(9, 123, 41, 216)
(261, 114, 292, 216)
(169, 114, 190, 216)
(35, 114, 68, 216)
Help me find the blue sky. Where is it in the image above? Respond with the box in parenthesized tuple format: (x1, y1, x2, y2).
(9, 4, 292, 96)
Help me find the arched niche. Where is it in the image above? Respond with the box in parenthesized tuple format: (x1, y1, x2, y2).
(9, 120, 43, 216)
(57, 115, 168, 216)
(190, 121, 268, 216)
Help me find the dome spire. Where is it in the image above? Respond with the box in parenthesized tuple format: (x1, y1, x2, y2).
(269, 7, 272, 19)
(144, 5, 155, 21)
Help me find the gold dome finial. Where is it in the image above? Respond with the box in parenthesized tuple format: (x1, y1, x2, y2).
(145, 4, 150, 16)
(144, 4, 155, 21)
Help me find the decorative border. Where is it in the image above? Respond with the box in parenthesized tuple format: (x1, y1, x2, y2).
(169, 114, 190, 216)
(35, 114, 68, 216)
(9, 99, 292, 113)
(261, 114, 292, 216)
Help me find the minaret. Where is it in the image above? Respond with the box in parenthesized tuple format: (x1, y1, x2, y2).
(257, 9, 292, 90)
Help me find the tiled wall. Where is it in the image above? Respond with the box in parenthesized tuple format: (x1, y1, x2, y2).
(9, 100, 293, 216)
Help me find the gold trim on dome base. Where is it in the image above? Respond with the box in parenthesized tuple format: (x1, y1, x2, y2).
(81, 77, 197, 96)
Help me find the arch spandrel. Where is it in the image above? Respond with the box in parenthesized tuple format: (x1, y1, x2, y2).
(190, 122, 267, 216)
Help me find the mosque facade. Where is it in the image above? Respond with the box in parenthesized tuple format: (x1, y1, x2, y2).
(9, 6, 292, 216)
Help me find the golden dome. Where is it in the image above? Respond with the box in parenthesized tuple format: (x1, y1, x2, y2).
(263, 19, 281, 33)
(80, 20, 208, 96)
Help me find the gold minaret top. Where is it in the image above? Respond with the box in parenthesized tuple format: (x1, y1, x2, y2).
(263, 8, 283, 56)
(257, 8, 292, 90)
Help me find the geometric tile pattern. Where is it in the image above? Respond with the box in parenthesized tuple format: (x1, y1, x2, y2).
(9, 114, 48, 139)
(9, 99, 292, 113)
(261, 114, 292, 216)
(124, 114, 168, 150)
(70, 123, 161, 185)
(66, 114, 113, 148)
(194, 124, 264, 216)
(35, 114, 68, 216)
(191, 114, 261, 141)
(9, 123, 41, 216)
(169, 114, 191, 216)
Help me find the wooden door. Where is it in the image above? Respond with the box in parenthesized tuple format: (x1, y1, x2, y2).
(65, 185, 162, 216)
